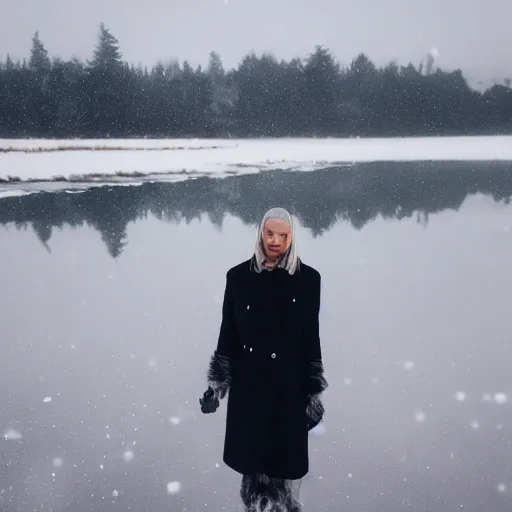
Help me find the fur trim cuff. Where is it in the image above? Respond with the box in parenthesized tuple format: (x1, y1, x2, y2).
(306, 394, 325, 430)
(207, 351, 232, 399)
(308, 360, 328, 395)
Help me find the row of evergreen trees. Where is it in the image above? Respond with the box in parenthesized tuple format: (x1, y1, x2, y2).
(1, 24, 511, 138)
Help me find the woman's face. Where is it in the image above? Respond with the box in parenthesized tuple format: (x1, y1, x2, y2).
(262, 218, 291, 262)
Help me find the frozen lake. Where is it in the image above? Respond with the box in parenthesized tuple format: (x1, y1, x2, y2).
(1, 161, 512, 511)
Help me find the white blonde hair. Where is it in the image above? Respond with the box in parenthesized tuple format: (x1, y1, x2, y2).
(253, 207, 299, 275)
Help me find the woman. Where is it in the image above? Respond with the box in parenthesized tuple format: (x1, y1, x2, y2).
(200, 207, 327, 512)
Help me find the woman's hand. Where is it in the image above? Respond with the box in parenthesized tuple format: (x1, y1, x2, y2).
(200, 386, 220, 414)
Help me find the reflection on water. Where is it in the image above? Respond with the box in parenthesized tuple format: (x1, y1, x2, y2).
(1, 161, 512, 257)
(1, 162, 512, 512)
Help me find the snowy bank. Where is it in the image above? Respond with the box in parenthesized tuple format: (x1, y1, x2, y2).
(1, 136, 511, 184)
(0, 138, 234, 152)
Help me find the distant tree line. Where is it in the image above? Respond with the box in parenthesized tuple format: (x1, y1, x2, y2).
(1, 162, 512, 257)
(0, 24, 511, 138)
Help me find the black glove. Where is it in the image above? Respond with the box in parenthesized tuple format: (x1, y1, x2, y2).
(199, 386, 219, 414)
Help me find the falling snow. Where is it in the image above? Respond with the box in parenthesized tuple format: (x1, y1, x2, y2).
(415, 411, 426, 423)
(4, 429, 22, 440)
(430, 47, 440, 58)
(167, 481, 182, 494)
(123, 450, 134, 462)
(494, 393, 508, 405)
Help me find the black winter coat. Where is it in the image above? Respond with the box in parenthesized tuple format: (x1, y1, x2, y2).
(207, 258, 327, 480)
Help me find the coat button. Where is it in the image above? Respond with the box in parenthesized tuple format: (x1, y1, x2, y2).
(247, 305, 250, 310)
(250, 347, 253, 352)
(271, 353, 276, 359)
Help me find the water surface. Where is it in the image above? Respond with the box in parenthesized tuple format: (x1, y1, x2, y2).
(1, 162, 512, 512)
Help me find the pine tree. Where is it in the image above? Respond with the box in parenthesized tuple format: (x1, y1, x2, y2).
(207, 51, 231, 125)
(29, 32, 51, 73)
(424, 52, 435, 76)
(6, 54, 14, 71)
(208, 51, 225, 79)
(302, 46, 341, 134)
(84, 23, 127, 136)
(89, 23, 123, 70)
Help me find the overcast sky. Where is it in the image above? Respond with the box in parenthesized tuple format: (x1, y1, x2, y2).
(0, 0, 510, 87)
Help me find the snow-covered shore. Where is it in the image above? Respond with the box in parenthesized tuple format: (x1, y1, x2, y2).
(1, 136, 511, 184)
